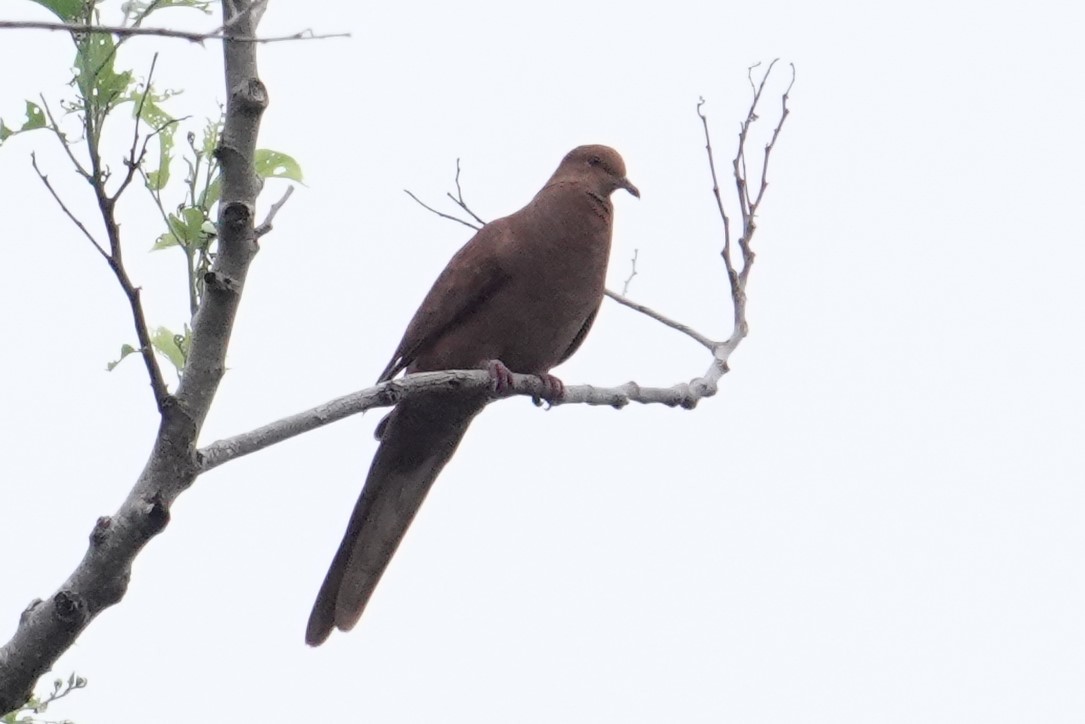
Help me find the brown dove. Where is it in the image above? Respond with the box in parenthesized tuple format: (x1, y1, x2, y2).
(306, 145, 639, 646)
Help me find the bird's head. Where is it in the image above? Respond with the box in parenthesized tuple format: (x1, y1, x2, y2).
(556, 144, 640, 199)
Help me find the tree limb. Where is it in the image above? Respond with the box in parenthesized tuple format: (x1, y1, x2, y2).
(0, 1, 270, 712)
(198, 363, 724, 473)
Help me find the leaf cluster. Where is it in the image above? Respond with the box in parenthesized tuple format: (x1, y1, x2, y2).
(2, 0, 302, 380)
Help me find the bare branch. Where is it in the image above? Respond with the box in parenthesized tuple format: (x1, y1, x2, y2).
(403, 189, 481, 231)
(37, 97, 91, 182)
(198, 362, 726, 473)
(30, 154, 110, 262)
(0, 19, 349, 44)
(696, 97, 732, 275)
(255, 185, 295, 238)
(113, 54, 158, 201)
(604, 289, 717, 351)
(446, 158, 486, 226)
(38, 78, 168, 402)
(106, 255, 171, 411)
(620, 248, 639, 295)
(752, 63, 796, 210)
(696, 60, 793, 347)
(79, 79, 172, 411)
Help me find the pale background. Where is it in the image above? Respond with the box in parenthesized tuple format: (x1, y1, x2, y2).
(1, 1, 1083, 722)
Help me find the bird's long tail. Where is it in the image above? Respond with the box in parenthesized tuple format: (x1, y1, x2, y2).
(306, 394, 485, 646)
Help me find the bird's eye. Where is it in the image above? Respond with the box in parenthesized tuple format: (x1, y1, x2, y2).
(588, 155, 601, 166)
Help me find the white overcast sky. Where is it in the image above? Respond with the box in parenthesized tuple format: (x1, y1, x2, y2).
(2, 1, 1083, 722)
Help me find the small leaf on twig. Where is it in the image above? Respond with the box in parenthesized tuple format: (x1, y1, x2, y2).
(151, 326, 187, 373)
(106, 343, 138, 371)
(253, 149, 303, 182)
(0, 101, 46, 144)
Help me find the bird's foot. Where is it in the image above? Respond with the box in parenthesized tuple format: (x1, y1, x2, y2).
(536, 373, 565, 402)
(485, 359, 515, 395)
(483, 361, 564, 405)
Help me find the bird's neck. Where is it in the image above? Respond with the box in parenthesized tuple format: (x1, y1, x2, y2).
(538, 180, 612, 221)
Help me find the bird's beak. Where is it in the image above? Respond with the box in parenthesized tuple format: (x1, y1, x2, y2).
(619, 177, 640, 198)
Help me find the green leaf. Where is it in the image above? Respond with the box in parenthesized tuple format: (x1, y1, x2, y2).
(253, 149, 304, 182)
(151, 231, 180, 251)
(106, 343, 138, 371)
(130, 89, 179, 190)
(0, 101, 46, 144)
(157, 206, 209, 252)
(73, 32, 134, 118)
(151, 326, 187, 373)
(29, 0, 85, 22)
(145, 161, 171, 191)
(181, 206, 205, 231)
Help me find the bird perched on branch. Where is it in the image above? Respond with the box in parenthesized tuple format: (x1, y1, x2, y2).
(306, 145, 639, 646)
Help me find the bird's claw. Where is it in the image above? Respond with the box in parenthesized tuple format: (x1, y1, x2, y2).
(485, 359, 515, 395)
(483, 360, 564, 405)
(537, 373, 565, 402)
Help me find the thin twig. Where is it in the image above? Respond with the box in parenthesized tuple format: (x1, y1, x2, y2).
(0, 19, 350, 44)
(113, 53, 160, 202)
(255, 185, 295, 237)
(621, 248, 639, 296)
(30, 154, 110, 261)
(604, 289, 717, 351)
(700, 59, 793, 344)
(37, 96, 91, 181)
(697, 97, 738, 330)
(403, 189, 481, 231)
(76, 52, 172, 410)
(735, 60, 778, 227)
(446, 158, 486, 226)
(108, 264, 171, 410)
(753, 63, 796, 210)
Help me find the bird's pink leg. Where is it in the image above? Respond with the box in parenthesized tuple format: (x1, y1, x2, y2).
(482, 360, 564, 402)
(484, 359, 515, 394)
(536, 372, 565, 402)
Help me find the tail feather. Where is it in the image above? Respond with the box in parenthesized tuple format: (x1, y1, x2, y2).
(306, 395, 484, 646)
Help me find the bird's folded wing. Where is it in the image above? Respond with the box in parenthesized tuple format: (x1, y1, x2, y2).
(378, 222, 511, 382)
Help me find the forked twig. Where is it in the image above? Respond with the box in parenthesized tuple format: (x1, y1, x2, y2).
(403, 189, 481, 231)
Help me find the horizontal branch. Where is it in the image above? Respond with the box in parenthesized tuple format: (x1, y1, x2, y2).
(197, 363, 730, 473)
(0, 19, 349, 44)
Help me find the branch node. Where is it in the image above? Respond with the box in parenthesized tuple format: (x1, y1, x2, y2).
(233, 78, 269, 113)
(219, 200, 253, 232)
(143, 495, 171, 535)
(19, 599, 42, 627)
(254, 185, 295, 238)
(52, 591, 87, 628)
(89, 516, 113, 546)
(203, 271, 240, 293)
